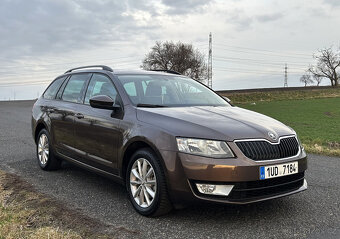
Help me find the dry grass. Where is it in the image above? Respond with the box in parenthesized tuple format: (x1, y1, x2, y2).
(304, 143, 340, 157)
(0, 171, 137, 239)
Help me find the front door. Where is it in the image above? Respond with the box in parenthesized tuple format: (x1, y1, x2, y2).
(73, 73, 122, 174)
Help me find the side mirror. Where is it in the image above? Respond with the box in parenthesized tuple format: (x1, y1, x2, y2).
(89, 95, 119, 110)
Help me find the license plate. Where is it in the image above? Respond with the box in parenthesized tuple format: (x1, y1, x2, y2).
(260, 161, 298, 180)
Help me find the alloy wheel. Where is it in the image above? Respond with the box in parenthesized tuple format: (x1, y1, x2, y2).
(38, 134, 49, 165)
(129, 158, 157, 208)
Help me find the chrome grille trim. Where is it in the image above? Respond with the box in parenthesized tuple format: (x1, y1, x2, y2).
(234, 135, 301, 162)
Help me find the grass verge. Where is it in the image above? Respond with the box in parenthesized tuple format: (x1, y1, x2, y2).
(0, 170, 137, 238)
(238, 97, 340, 157)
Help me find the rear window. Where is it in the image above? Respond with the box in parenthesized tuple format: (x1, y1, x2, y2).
(43, 76, 66, 100)
(61, 74, 90, 103)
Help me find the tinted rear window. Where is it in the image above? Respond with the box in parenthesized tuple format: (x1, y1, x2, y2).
(61, 74, 90, 103)
(43, 76, 66, 99)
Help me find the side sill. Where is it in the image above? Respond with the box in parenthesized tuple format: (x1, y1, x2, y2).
(58, 153, 124, 185)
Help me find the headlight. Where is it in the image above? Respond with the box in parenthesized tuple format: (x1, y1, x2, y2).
(176, 137, 234, 158)
(296, 135, 304, 150)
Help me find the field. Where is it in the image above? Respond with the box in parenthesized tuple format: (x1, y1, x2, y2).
(220, 87, 340, 157)
(218, 86, 340, 104)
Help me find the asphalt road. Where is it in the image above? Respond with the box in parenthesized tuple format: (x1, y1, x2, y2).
(0, 100, 339, 239)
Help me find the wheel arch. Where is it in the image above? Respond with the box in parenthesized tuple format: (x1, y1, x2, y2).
(34, 121, 49, 143)
(120, 137, 168, 183)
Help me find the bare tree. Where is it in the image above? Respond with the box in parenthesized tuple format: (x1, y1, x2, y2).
(308, 47, 340, 87)
(300, 74, 313, 87)
(142, 41, 207, 82)
(313, 74, 322, 86)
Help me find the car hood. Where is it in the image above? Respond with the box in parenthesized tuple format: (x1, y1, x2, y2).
(136, 106, 295, 142)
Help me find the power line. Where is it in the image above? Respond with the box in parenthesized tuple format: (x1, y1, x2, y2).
(214, 68, 303, 76)
(213, 55, 311, 67)
(0, 64, 305, 87)
(213, 66, 304, 75)
(214, 46, 312, 60)
(0, 60, 142, 78)
(0, 80, 51, 87)
(213, 57, 307, 70)
(0, 56, 143, 69)
(0, 61, 142, 86)
(213, 42, 313, 57)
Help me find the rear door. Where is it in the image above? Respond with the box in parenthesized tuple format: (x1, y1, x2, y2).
(50, 73, 91, 158)
(40, 75, 68, 150)
(72, 73, 122, 174)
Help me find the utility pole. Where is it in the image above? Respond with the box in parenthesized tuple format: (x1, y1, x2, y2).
(284, 63, 288, 87)
(207, 33, 213, 89)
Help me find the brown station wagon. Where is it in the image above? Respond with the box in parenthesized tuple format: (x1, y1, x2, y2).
(31, 65, 307, 216)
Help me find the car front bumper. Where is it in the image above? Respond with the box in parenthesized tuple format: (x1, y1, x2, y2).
(159, 145, 307, 205)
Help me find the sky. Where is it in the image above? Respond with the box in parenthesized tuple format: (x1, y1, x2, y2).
(1, 0, 340, 100)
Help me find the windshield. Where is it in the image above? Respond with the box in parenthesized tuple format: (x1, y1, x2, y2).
(117, 74, 230, 107)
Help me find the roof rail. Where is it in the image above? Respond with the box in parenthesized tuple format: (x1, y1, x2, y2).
(65, 65, 113, 73)
(150, 69, 182, 75)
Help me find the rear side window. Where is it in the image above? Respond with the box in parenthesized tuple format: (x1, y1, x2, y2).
(43, 76, 66, 99)
(61, 74, 90, 103)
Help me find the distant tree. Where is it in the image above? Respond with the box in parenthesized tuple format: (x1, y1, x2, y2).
(313, 74, 322, 86)
(308, 47, 340, 87)
(300, 74, 313, 87)
(142, 41, 207, 82)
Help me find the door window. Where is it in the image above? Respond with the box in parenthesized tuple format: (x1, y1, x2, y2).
(43, 76, 66, 99)
(61, 74, 90, 103)
(123, 81, 137, 97)
(84, 74, 118, 105)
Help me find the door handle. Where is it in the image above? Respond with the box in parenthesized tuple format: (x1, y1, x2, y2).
(75, 113, 84, 119)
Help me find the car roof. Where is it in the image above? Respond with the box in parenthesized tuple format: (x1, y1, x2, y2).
(110, 69, 179, 75)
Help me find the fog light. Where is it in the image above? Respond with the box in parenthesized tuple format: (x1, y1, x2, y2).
(196, 183, 234, 196)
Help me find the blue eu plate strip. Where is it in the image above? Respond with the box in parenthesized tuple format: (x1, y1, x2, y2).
(260, 167, 265, 180)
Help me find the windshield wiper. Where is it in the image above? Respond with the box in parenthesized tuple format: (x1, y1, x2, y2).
(136, 103, 168, 108)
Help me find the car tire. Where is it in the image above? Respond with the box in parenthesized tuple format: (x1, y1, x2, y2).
(36, 129, 61, 171)
(126, 148, 172, 217)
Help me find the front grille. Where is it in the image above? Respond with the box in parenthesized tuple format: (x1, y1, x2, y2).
(235, 136, 299, 161)
(228, 172, 305, 202)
